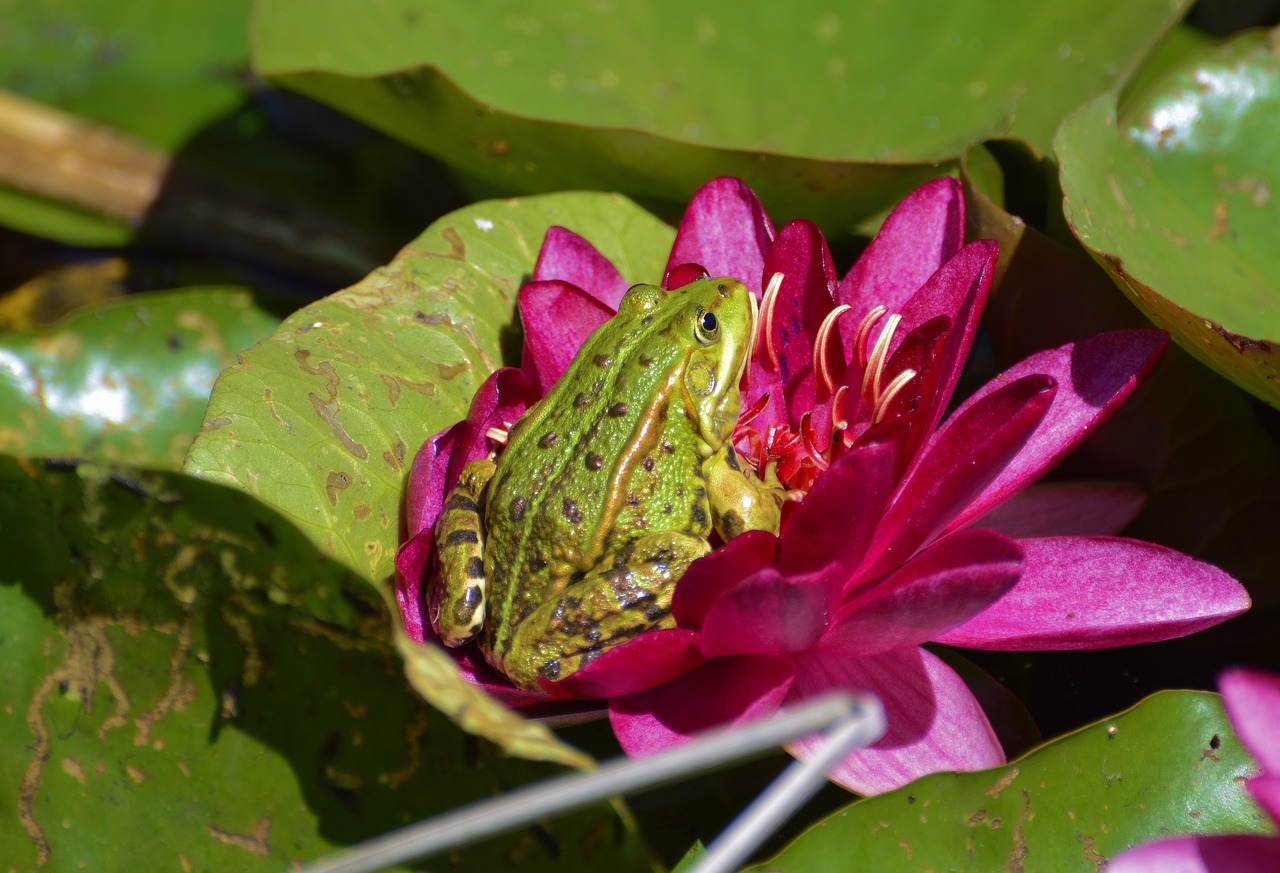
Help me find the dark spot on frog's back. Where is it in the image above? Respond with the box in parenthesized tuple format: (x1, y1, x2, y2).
(538, 432, 558, 448)
(509, 496, 527, 521)
(718, 283, 728, 297)
(638, 354, 654, 368)
(562, 498, 582, 524)
(690, 503, 708, 529)
(465, 557, 485, 578)
(529, 551, 548, 572)
(585, 452, 604, 471)
(594, 354, 613, 369)
(574, 392, 590, 411)
(445, 529, 479, 546)
(608, 402, 629, 417)
(445, 494, 480, 514)
(537, 660, 561, 680)
(725, 446, 741, 471)
(643, 456, 656, 472)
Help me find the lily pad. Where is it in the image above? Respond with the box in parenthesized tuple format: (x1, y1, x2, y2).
(0, 288, 279, 470)
(743, 690, 1271, 872)
(1057, 29, 1280, 408)
(252, 0, 1187, 231)
(0, 456, 645, 871)
(183, 192, 673, 587)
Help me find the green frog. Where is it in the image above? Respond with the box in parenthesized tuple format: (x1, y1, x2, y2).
(433, 277, 783, 690)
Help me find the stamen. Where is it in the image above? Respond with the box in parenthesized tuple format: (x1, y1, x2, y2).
(744, 288, 760, 393)
(871, 368, 918, 424)
(830, 384, 849, 432)
(812, 303, 852, 395)
(486, 425, 510, 445)
(799, 413, 830, 471)
(862, 312, 902, 403)
(853, 305, 888, 368)
(759, 272, 784, 370)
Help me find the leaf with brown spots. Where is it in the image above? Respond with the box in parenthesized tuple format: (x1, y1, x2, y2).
(742, 692, 1269, 873)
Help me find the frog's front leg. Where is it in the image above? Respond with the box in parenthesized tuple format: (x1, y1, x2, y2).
(706, 444, 784, 540)
(501, 533, 711, 689)
(433, 458, 495, 647)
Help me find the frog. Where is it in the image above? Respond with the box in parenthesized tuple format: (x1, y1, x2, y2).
(432, 276, 783, 691)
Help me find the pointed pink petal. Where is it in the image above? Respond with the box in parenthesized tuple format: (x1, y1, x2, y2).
(699, 565, 840, 657)
(969, 480, 1147, 538)
(1248, 776, 1280, 824)
(548, 629, 707, 700)
(838, 177, 966, 321)
(758, 220, 837, 403)
(943, 330, 1169, 531)
(666, 177, 775, 288)
(518, 280, 613, 393)
(664, 262, 709, 289)
(673, 529, 777, 627)
(532, 226, 629, 308)
(935, 537, 1251, 650)
(867, 374, 1055, 577)
(820, 530, 1022, 655)
(447, 367, 540, 490)
(777, 440, 897, 577)
(610, 656, 794, 756)
(1221, 668, 1280, 774)
(891, 240, 998, 437)
(788, 646, 1003, 795)
(1109, 835, 1280, 873)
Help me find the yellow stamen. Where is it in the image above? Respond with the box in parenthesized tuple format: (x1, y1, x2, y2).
(872, 368, 917, 424)
(812, 303, 852, 396)
(853, 305, 888, 368)
(744, 288, 760, 393)
(486, 425, 510, 445)
(760, 272, 784, 370)
(862, 312, 902, 403)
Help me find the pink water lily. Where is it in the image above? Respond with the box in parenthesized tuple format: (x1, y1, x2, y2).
(395, 177, 1250, 792)
(1109, 668, 1280, 872)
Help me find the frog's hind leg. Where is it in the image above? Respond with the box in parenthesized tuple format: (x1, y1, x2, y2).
(433, 459, 496, 647)
(504, 533, 710, 690)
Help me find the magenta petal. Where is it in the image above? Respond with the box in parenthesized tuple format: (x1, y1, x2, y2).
(821, 530, 1022, 656)
(519, 280, 614, 393)
(838, 177, 965, 322)
(777, 440, 897, 577)
(759, 220, 837, 392)
(610, 656, 794, 756)
(664, 262, 709, 289)
(1221, 668, 1280, 774)
(673, 529, 777, 627)
(868, 374, 1055, 577)
(1248, 776, 1280, 824)
(531, 226, 629, 308)
(666, 177, 775, 287)
(699, 565, 840, 657)
(944, 330, 1169, 531)
(1109, 835, 1280, 873)
(788, 646, 1003, 795)
(968, 480, 1147, 538)
(935, 537, 1251, 650)
(549, 629, 707, 700)
(448, 367, 540, 489)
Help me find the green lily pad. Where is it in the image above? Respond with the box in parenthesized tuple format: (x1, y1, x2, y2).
(184, 192, 673, 587)
(743, 690, 1271, 872)
(252, 0, 1187, 231)
(0, 456, 647, 870)
(1057, 29, 1280, 409)
(0, 288, 279, 471)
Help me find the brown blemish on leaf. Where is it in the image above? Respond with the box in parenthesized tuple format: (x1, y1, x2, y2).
(986, 768, 1019, 798)
(422, 226, 467, 261)
(1002, 789, 1033, 873)
(220, 596, 265, 688)
(310, 393, 369, 460)
(127, 764, 146, 784)
(342, 700, 368, 719)
(263, 388, 293, 435)
(60, 757, 87, 784)
(179, 760, 192, 778)
(386, 703, 431, 790)
(1081, 834, 1107, 868)
(1208, 200, 1235, 239)
(383, 436, 407, 472)
(325, 471, 353, 506)
(180, 854, 193, 872)
(437, 360, 471, 380)
(134, 611, 197, 746)
(21, 582, 133, 865)
(201, 416, 232, 432)
(968, 809, 987, 826)
(206, 817, 271, 856)
(381, 373, 437, 407)
(1211, 322, 1271, 354)
(411, 310, 498, 373)
(353, 504, 372, 520)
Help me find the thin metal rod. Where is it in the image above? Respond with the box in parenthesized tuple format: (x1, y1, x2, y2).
(298, 692, 884, 873)
(690, 702, 886, 873)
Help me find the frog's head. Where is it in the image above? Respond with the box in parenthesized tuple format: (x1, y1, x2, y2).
(671, 276, 755, 446)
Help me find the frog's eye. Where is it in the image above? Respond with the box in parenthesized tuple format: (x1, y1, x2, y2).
(695, 308, 719, 344)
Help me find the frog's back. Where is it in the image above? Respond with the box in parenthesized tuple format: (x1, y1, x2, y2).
(483, 286, 716, 647)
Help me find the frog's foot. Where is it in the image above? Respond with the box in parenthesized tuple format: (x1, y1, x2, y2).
(433, 458, 496, 648)
(501, 533, 711, 690)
